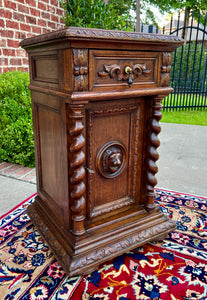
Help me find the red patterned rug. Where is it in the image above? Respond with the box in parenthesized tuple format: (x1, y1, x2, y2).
(0, 189, 207, 299)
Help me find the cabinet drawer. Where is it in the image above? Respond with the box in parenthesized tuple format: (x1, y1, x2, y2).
(89, 50, 161, 91)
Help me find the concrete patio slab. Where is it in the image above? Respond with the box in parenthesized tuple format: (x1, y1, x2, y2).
(157, 123, 207, 197)
(0, 176, 36, 216)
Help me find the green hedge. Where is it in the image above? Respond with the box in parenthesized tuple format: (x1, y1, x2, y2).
(0, 71, 35, 168)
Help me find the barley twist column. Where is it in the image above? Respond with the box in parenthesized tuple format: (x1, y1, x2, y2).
(145, 96, 163, 213)
(69, 105, 86, 235)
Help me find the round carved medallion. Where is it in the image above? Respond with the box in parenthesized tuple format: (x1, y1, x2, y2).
(96, 141, 126, 178)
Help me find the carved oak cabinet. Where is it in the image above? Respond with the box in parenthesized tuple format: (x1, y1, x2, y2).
(20, 27, 183, 276)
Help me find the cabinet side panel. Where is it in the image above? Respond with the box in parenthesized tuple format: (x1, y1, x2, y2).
(31, 91, 69, 228)
(29, 51, 59, 89)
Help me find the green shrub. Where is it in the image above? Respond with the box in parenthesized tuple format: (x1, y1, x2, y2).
(0, 71, 35, 168)
(60, 0, 133, 30)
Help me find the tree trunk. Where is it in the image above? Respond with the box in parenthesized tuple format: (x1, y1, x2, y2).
(136, 0, 140, 32)
(182, 7, 190, 43)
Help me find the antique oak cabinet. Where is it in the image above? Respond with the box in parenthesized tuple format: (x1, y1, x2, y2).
(20, 27, 183, 276)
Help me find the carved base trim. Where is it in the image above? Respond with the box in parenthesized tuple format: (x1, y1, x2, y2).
(27, 197, 176, 276)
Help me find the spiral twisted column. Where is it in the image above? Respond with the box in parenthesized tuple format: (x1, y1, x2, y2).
(69, 105, 86, 236)
(145, 96, 163, 213)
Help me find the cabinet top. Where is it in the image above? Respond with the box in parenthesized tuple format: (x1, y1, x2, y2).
(20, 26, 183, 50)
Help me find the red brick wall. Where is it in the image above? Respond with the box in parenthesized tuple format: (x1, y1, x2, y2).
(0, 0, 65, 73)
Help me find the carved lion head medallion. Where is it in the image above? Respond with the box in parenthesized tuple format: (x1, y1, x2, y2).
(96, 141, 126, 178)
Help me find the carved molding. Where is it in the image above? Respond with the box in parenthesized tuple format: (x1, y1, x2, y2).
(91, 197, 134, 218)
(145, 96, 163, 212)
(86, 105, 140, 218)
(27, 201, 176, 276)
(67, 28, 183, 43)
(20, 27, 183, 48)
(132, 106, 140, 196)
(98, 63, 151, 82)
(160, 52, 172, 87)
(73, 49, 88, 92)
(69, 105, 86, 235)
(73, 66, 88, 76)
(70, 218, 176, 272)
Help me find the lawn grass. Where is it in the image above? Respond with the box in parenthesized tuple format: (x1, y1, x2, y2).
(161, 109, 207, 126)
(161, 93, 207, 126)
(162, 93, 206, 108)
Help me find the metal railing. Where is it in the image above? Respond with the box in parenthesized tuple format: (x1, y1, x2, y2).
(161, 11, 207, 111)
(139, 11, 207, 111)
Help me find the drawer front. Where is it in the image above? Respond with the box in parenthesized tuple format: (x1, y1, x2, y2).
(89, 50, 161, 91)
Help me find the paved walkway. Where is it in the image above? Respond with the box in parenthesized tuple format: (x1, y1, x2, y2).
(0, 162, 36, 184)
(0, 123, 207, 216)
(157, 123, 207, 197)
(0, 162, 36, 215)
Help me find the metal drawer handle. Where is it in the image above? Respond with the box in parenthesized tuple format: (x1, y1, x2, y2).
(125, 66, 133, 87)
(98, 63, 151, 87)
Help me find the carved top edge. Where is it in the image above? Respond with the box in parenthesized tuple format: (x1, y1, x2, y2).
(20, 26, 184, 48)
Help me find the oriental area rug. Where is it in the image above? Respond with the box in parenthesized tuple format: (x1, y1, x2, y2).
(0, 189, 207, 300)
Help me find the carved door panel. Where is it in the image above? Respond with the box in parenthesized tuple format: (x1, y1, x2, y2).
(85, 98, 146, 222)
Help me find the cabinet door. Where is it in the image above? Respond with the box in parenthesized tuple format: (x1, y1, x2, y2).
(85, 98, 146, 223)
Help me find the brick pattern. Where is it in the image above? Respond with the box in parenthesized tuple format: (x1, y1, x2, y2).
(0, 0, 65, 73)
(0, 162, 36, 184)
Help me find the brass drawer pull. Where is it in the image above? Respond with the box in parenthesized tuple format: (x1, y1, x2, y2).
(124, 66, 133, 87)
(98, 63, 151, 87)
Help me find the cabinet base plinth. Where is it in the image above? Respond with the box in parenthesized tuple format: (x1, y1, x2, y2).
(27, 197, 176, 276)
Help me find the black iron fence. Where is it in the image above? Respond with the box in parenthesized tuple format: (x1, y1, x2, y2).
(163, 11, 207, 111)
(141, 11, 207, 111)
